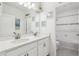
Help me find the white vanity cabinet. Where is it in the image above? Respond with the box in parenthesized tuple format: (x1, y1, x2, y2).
(0, 36, 49, 56)
(38, 37, 49, 56)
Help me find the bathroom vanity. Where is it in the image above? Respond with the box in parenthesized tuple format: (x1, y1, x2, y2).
(0, 34, 49, 56)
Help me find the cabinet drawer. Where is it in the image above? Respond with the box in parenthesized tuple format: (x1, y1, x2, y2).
(6, 45, 27, 56)
(38, 38, 49, 56)
(27, 41, 37, 50)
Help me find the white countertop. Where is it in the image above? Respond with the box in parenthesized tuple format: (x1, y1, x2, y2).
(0, 34, 49, 53)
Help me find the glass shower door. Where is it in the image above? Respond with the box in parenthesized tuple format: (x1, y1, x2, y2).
(56, 6, 79, 56)
(77, 14, 79, 56)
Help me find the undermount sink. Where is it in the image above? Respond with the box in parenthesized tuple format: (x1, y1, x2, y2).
(11, 39, 29, 44)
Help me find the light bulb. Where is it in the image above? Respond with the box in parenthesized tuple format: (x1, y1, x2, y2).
(28, 5, 32, 9)
(24, 3, 27, 7)
(18, 2, 24, 5)
(31, 3, 35, 9)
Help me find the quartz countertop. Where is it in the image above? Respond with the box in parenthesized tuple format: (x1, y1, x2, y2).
(0, 34, 49, 53)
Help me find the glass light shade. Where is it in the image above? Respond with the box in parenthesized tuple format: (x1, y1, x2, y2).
(31, 3, 35, 9)
(24, 3, 28, 7)
(28, 5, 32, 9)
(18, 2, 24, 5)
(18, 2, 36, 10)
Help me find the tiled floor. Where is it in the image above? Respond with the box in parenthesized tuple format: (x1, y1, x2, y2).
(56, 46, 78, 56)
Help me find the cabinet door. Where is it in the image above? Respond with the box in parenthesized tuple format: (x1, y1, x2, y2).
(38, 38, 49, 56)
(27, 47, 37, 56)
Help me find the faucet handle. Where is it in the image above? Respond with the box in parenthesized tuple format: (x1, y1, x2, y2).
(13, 32, 16, 35)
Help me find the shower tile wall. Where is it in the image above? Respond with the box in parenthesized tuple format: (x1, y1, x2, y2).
(56, 9, 79, 56)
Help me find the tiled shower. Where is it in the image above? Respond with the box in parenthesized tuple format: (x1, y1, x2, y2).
(56, 2, 79, 56)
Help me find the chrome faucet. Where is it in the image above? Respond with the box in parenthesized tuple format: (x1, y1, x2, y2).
(33, 32, 38, 36)
(13, 32, 20, 39)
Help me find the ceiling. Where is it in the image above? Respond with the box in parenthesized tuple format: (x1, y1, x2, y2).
(4, 2, 79, 15)
(3, 2, 41, 12)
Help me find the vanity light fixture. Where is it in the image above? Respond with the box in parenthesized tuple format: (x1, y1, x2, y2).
(18, 2, 35, 9)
